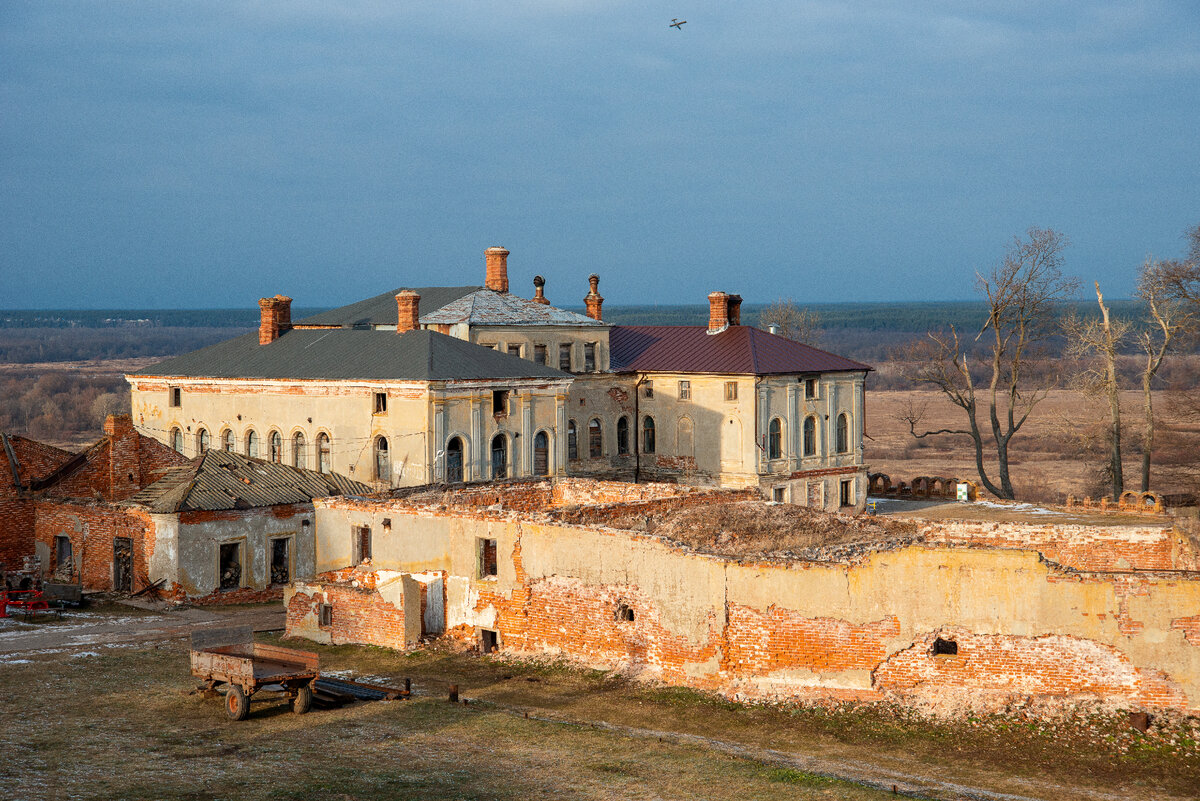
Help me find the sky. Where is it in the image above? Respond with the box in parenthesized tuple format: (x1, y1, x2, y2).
(2, 1, 1198, 309)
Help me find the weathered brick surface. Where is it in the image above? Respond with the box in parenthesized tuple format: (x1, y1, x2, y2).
(723, 607, 901, 675)
(287, 581, 409, 650)
(32, 500, 155, 590)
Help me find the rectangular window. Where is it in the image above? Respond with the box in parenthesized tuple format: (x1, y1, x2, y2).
(725, 381, 738, 401)
(356, 526, 372, 563)
(169, 387, 181, 407)
(534, 344, 547, 365)
(805, 378, 818, 399)
(270, 537, 290, 585)
(319, 603, 333, 627)
(507, 344, 522, 359)
(492, 389, 509, 417)
(481, 342, 497, 351)
(773, 486, 786, 502)
(559, 343, 573, 371)
(584, 342, 596, 372)
(643, 381, 654, 399)
(477, 538, 498, 578)
(373, 392, 387, 414)
(678, 380, 690, 400)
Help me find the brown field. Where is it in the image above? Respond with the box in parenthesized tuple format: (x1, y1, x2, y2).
(866, 389, 1200, 504)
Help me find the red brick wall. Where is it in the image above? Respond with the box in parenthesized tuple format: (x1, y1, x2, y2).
(287, 583, 410, 650)
(0, 498, 36, 571)
(0, 436, 73, 570)
(31, 501, 155, 590)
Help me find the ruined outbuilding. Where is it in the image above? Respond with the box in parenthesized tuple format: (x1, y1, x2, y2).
(285, 478, 1200, 718)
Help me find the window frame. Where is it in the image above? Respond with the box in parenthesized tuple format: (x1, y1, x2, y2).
(558, 343, 573, 371)
(678, 380, 690, 400)
(373, 392, 388, 415)
(724, 381, 738, 401)
(803, 416, 817, 457)
(642, 415, 656, 454)
(768, 417, 783, 460)
(616, 416, 630, 456)
(588, 418, 603, 458)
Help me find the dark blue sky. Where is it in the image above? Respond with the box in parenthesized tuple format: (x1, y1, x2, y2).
(3, 2, 1198, 308)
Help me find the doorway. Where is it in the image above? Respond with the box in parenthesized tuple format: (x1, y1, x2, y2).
(446, 436, 463, 483)
(113, 538, 133, 592)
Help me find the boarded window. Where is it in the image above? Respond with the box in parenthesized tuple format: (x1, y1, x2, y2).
(507, 344, 522, 358)
(270, 538, 290, 585)
(772, 486, 785, 502)
(169, 387, 181, 407)
(559, 343, 572, 371)
(477, 538, 498, 578)
(219, 542, 242, 591)
(319, 604, 332, 627)
(588, 418, 602, 458)
(805, 378, 818, 399)
(533, 344, 547, 365)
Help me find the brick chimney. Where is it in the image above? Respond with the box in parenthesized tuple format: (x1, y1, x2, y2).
(531, 275, 550, 305)
(485, 246, 510, 293)
(259, 295, 293, 345)
(395, 290, 420, 333)
(708, 292, 731, 335)
(104, 413, 135, 439)
(584, 274, 603, 321)
(727, 294, 742, 326)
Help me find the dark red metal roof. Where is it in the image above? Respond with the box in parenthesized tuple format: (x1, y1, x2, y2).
(609, 326, 872, 375)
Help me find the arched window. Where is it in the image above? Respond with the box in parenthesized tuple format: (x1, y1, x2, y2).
(375, 437, 390, 481)
(836, 413, 849, 454)
(803, 416, 816, 457)
(292, 432, 306, 469)
(533, 431, 550, 476)
(491, 434, 508, 479)
(317, 433, 330, 473)
(446, 436, 464, 483)
(768, 417, 783, 460)
(616, 416, 630, 455)
(245, 430, 259, 459)
(567, 420, 578, 460)
(221, 429, 233, 452)
(642, 416, 655, 454)
(170, 427, 183, 453)
(197, 428, 210, 454)
(588, 418, 602, 458)
(270, 431, 283, 463)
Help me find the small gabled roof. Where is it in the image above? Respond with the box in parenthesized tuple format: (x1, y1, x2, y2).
(133, 329, 572, 382)
(294, 286, 481, 328)
(420, 289, 605, 327)
(125, 449, 372, 513)
(609, 325, 872, 375)
(1, 434, 73, 491)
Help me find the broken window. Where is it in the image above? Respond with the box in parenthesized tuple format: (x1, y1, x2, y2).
(567, 420, 579, 460)
(588, 418, 602, 458)
(533, 431, 550, 476)
(803, 416, 817, 457)
(615, 603, 634, 623)
(533, 344, 547, 365)
(933, 638, 958, 656)
(642, 416, 655, 454)
(477, 538, 498, 578)
(319, 603, 332, 627)
(197, 428, 209, 453)
(171, 427, 183, 453)
(375, 437, 390, 482)
(219, 542, 242, 591)
(480, 628, 499, 653)
(678, 380, 690, 400)
(245, 430, 259, 459)
(356, 526, 372, 563)
(374, 392, 387, 414)
(768, 417, 783, 459)
(584, 342, 596, 372)
(270, 537, 290, 585)
(292, 432, 306, 469)
(492, 389, 509, 418)
(804, 378, 818, 399)
(507, 344, 522, 359)
(491, 434, 507, 479)
(317, 433, 331, 473)
(169, 386, 181, 407)
(270, 431, 283, 463)
(559, 343, 572, 371)
(642, 381, 654, 399)
(836, 413, 849, 454)
(446, 436, 464, 483)
(724, 381, 738, 401)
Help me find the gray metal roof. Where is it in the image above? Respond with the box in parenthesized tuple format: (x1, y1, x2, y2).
(124, 449, 372, 513)
(294, 286, 481, 328)
(133, 328, 574, 382)
(420, 289, 606, 327)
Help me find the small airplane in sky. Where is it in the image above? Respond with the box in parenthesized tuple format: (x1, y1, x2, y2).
(670, 18, 687, 30)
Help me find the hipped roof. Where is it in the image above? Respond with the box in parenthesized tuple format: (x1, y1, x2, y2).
(609, 325, 872, 375)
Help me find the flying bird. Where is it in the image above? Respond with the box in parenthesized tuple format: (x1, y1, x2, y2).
(670, 18, 686, 30)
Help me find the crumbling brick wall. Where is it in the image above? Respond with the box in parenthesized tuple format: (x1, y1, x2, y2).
(32, 500, 155, 590)
(286, 579, 410, 650)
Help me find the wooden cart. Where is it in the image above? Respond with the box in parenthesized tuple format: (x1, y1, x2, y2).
(190, 626, 319, 721)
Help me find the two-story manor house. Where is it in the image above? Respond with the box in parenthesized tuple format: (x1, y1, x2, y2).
(128, 248, 871, 510)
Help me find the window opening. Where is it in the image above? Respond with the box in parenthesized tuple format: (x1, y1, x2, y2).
(171, 428, 183, 453)
(803, 416, 817, 457)
(567, 420, 579, 460)
(615, 603, 635, 623)
(584, 342, 596, 372)
(317, 433, 331, 473)
(725, 381, 738, 401)
(507, 344, 522, 358)
(491, 434, 508, 479)
(533, 431, 550, 476)
(534, 344, 547, 365)
(197, 428, 209, 453)
(480, 629, 499, 653)
(219, 542, 242, 591)
(270, 431, 283, 463)
(375, 437, 390, 482)
(54, 535, 74, 581)
(836, 413, 849, 454)
(840, 478, 853, 508)
(768, 417, 783, 459)
(643, 381, 654, 398)
(642, 416, 656, 454)
(245, 430, 258, 459)
(933, 638, 958, 656)
(559, 343, 573, 371)
(678, 380, 690, 400)
(805, 378, 818, 399)
(588, 418, 602, 458)
(319, 603, 332, 627)
(270, 537, 290, 585)
(169, 387, 181, 407)
(292, 432, 306, 468)
(446, 436, 464, 483)
(477, 538, 498, 578)
(374, 392, 387, 414)
(356, 526, 372, 563)
(492, 389, 510, 418)
(221, 429, 233, 452)
(772, 486, 786, 503)
(616, 416, 630, 455)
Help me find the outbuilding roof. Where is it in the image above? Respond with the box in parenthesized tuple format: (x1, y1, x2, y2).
(609, 325, 872, 375)
(133, 328, 573, 382)
(125, 449, 371, 513)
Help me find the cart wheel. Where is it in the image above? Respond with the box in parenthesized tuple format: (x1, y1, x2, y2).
(225, 685, 249, 721)
(292, 684, 313, 715)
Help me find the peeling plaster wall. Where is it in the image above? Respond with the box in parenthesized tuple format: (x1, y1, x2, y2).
(171, 505, 315, 596)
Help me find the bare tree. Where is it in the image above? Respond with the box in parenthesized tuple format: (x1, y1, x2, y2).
(758, 299, 821, 346)
(1064, 283, 1131, 499)
(1135, 258, 1198, 491)
(899, 227, 1078, 499)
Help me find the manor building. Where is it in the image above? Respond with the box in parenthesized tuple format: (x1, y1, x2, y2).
(128, 248, 870, 509)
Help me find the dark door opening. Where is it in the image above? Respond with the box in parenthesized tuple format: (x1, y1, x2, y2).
(533, 431, 549, 476)
(113, 537, 133, 592)
(219, 542, 242, 591)
(446, 437, 464, 483)
(270, 538, 290, 585)
(480, 629, 499, 653)
(55, 535, 74, 581)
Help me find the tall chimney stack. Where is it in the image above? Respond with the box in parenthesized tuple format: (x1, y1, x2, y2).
(531, 275, 550, 305)
(485, 246, 510, 293)
(584, 274, 603, 321)
(395, 290, 420, 333)
(259, 295, 293, 345)
(707, 292, 730, 335)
